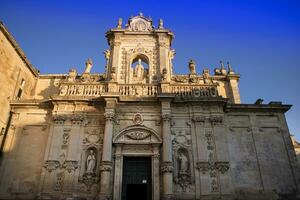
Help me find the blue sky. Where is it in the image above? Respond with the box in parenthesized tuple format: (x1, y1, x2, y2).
(1, 0, 300, 139)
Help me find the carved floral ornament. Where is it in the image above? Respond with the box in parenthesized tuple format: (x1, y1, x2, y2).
(191, 115, 223, 125)
(126, 14, 154, 32)
(53, 114, 85, 124)
(125, 131, 150, 140)
(196, 161, 229, 174)
(113, 125, 162, 144)
(44, 160, 78, 173)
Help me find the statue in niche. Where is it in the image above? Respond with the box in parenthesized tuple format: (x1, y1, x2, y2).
(86, 149, 96, 174)
(178, 151, 189, 175)
(134, 58, 145, 79)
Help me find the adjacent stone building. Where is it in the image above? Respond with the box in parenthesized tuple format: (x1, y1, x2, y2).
(0, 14, 299, 200)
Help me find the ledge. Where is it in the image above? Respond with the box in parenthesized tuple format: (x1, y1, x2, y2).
(224, 103, 292, 113)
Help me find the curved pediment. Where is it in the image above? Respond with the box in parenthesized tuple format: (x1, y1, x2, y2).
(113, 125, 162, 144)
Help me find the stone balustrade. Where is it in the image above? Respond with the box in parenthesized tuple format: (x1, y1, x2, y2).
(59, 84, 107, 96)
(118, 84, 159, 96)
(59, 83, 218, 98)
(170, 85, 218, 97)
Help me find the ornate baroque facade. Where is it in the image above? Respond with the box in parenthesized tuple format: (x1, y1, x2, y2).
(0, 14, 299, 200)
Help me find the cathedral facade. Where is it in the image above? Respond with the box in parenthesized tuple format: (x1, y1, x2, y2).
(0, 14, 299, 200)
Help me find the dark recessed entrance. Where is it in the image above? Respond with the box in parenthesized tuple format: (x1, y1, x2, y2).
(122, 157, 152, 200)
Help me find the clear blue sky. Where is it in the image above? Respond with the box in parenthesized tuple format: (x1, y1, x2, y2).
(1, 0, 300, 139)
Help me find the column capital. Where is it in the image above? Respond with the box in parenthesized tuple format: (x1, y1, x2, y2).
(160, 161, 173, 173)
(161, 113, 171, 121)
(104, 111, 115, 121)
(99, 161, 113, 172)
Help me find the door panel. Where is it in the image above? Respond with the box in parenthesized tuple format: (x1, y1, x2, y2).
(122, 157, 152, 200)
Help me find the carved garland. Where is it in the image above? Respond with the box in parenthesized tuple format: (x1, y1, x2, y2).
(43, 160, 78, 173)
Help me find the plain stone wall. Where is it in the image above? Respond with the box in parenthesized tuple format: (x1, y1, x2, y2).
(0, 30, 37, 148)
(0, 108, 49, 199)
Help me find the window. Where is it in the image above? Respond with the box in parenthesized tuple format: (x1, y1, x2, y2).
(16, 78, 25, 100)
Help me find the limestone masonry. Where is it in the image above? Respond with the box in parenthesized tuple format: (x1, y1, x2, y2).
(0, 14, 299, 200)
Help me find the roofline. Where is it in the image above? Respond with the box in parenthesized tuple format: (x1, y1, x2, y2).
(0, 21, 39, 77)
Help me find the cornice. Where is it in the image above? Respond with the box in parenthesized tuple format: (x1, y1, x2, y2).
(225, 103, 292, 113)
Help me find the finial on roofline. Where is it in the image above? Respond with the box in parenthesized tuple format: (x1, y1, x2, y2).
(139, 12, 143, 16)
(220, 60, 224, 69)
(227, 61, 234, 74)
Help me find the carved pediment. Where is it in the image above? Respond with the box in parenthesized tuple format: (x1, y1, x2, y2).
(113, 125, 162, 144)
(126, 14, 153, 32)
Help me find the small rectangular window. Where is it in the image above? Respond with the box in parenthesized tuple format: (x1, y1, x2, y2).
(17, 88, 23, 99)
(20, 78, 25, 88)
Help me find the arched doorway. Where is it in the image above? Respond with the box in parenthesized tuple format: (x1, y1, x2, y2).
(112, 125, 162, 200)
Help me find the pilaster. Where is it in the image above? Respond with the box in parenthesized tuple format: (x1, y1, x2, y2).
(160, 99, 174, 200)
(99, 98, 117, 200)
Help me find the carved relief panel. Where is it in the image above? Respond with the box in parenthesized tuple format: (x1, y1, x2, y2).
(171, 129, 195, 193)
(78, 126, 104, 193)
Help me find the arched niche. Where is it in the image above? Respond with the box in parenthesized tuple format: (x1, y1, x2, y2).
(128, 54, 150, 84)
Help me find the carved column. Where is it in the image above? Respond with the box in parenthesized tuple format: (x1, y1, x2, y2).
(160, 100, 174, 200)
(99, 98, 117, 200)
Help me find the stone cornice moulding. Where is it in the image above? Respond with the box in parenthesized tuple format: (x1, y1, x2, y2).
(225, 103, 292, 113)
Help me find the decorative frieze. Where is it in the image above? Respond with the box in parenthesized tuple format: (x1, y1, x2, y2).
(53, 115, 66, 124)
(209, 115, 223, 125)
(196, 161, 229, 174)
(43, 159, 79, 173)
(52, 114, 85, 125)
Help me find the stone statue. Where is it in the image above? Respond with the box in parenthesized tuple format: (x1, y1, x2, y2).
(86, 150, 96, 173)
(188, 60, 196, 75)
(158, 19, 164, 29)
(117, 18, 122, 29)
(134, 59, 144, 78)
(68, 69, 77, 82)
(203, 69, 213, 84)
(104, 50, 110, 62)
(84, 58, 93, 74)
(178, 152, 189, 174)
